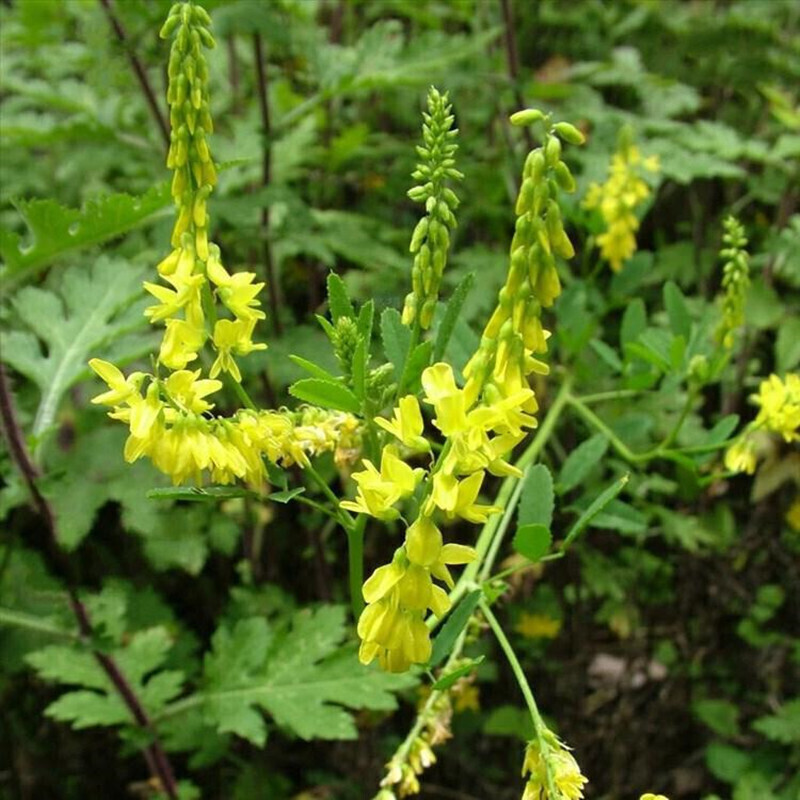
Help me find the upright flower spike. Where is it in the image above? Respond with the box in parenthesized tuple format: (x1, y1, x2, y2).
(402, 87, 462, 330)
(715, 216, 751, 349)
(463, 110, 584, 411)
(89, 3, 360, 487)
(583, 125, 658, 273)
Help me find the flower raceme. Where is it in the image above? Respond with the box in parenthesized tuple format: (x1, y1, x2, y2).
(583, 128, 659, 273)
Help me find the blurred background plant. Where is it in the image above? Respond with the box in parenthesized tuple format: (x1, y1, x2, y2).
(1, 1, 798, 798)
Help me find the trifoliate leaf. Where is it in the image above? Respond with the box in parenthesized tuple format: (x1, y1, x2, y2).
(180, 606, 414, 744)
(0, 184, 171, 284)
(2, 257, 154, 444)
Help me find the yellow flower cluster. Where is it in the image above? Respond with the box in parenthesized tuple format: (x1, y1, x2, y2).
(584, 131, 659, 273)
(725, 373, 800, 474)
(349, 361, 541, 671)
(463, 116, 584, 412)
(640, 795, 670, 800)
(521, 732, 588, 800)
(154, 3, 265, 379)
(89, 359, 359, 484)
(90, 4, 362, 487)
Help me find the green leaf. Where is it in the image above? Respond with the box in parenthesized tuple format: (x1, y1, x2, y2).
(26, 626, 184, 731)
(752, 698, 800, 744)
(381, 308, 410, 381)
(518, 465, 554, 528)
(268, 487, 306, 504)
(0, 184, 171, 285)
(706, 741, 752, 784)
(562, 475, 629, 548)
(147, 486, 258, 502)
(400, 340, 433, 393)
(288, 355, 340, 382)
(351, 337, 367, 401)
(189, 606, 414, 743)
(326, 272, 354, 321)
(430, 589, 482, 667)
(289, 378, 361, 414)
(356, 299, 375, 343)
(2, 257, 153, 444)
(776, 317, 800, 373)
(664, 281, 692, 339)
(590, 499, 648, 534)
(483, 704, 535, 740)
(557, 433, 608, 494)
(693, 698, 740, 738)
(589, 339, 623, 372)
(513, 524, 552, 562)
(432, 656, 484, 691)
(433, 272, 475, 362)
(620, 298, 646, 349)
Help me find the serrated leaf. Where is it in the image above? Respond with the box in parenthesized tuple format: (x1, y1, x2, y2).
(27, 626, 184, 731)
(557, 433, 608, 494)
(351, 337, 367, 400)
(326, 272, 354, 321)
(288, 355, 340, 382)
(430, 589, 482, 668)
(433, 273, 474, 362)
(518, 465, 554, 528)
(289, 378, 361, 414)
(381, 307, 410, 381)
(0, 184, 171, 284)
(400, 340, 433, 393)
(513, 524, 552, 562)
(356, 299, 375, 343)
(187, 606, 414, 744)
(2, 257, 153, 444)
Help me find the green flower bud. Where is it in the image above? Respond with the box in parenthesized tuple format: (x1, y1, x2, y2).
(553, 121, 586, 145)
(510, 108, 545, 127)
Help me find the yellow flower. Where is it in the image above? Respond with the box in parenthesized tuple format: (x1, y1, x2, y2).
(515, 612, 562, 640)
(421, 362, 469, 436)
(753, 373, 800, 442)
(376, 395, 431, 452)
(522, 734, 588, 800)
(428, 470, 502, 523)
(88, 359, 145, 406)
(724, 436, 757, 474)
(210, 318, 266, 382)
(341, 446, 425, 520)
(143, 271, 205, 322)
(163, 369, 222, 414)
(206, 249, 266, 322)
(159, 318, 207, 370)
(640, 794, 669, 800)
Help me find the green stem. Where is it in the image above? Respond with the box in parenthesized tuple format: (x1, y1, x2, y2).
(567, 394, 646, 462)
(480, 599, 558, 798)
(451, 375, 572, 606)
(346, 515, 367, 619)
(0, 607, 79, 640)
(228, 376, 257, 411)
(304, 462, 354, 532)
(577, 388, 648, 404)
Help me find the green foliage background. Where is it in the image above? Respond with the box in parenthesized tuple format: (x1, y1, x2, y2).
(1, 0, 798, 798)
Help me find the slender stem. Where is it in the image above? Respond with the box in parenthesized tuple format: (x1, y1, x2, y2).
(228, 376, 257, 411)
(567, 394, 643, 462)
(253, 33, 283, 336)
(480, 598, 558, 798)
(577, 389, 648, 404)
(98, 0, 170, 149)
(0, 365, 179, 800)
(304, 462, 354, 531)
(499, 0, 534, 151)
(347, 515, 367, 619)
(452, 375, 572, 606)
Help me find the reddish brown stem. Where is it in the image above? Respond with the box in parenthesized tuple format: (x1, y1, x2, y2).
(0, 365, 178, 800)
(98, 0, 170, 149)
(499, 0, 534, 151)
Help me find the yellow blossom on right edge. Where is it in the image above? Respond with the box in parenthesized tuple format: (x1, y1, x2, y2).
(725, 373, 800, 476)
(584, 127, 659, 272)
